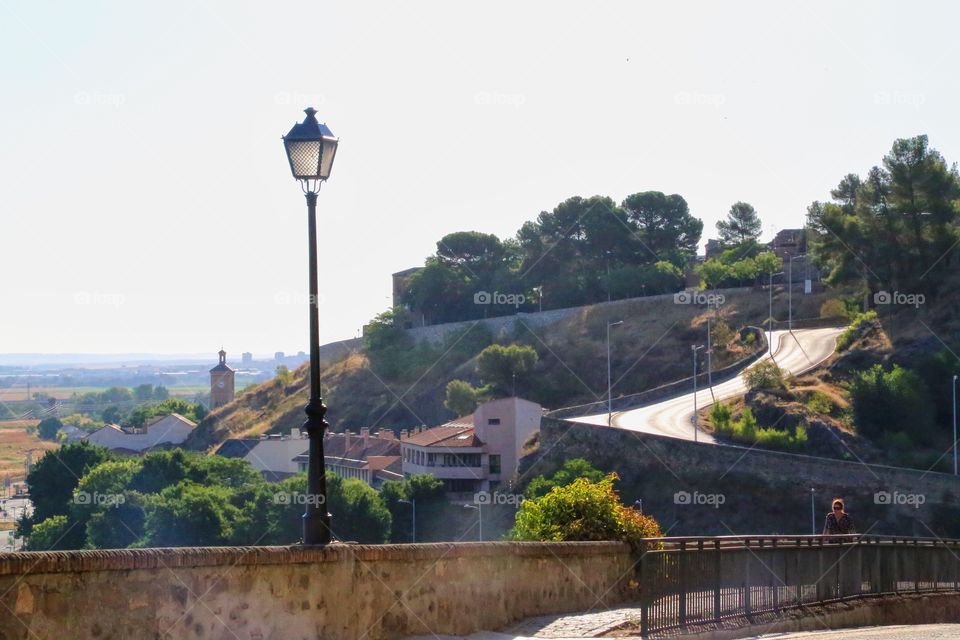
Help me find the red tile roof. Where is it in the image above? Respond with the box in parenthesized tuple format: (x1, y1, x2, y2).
(403, 425, 483, 448)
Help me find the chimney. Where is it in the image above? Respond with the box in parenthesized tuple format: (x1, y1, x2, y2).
(380, 430, 395, 441)
(400, 429, 409, 440)
(344, 431, 352, 449)
(360, 427, 370, 446)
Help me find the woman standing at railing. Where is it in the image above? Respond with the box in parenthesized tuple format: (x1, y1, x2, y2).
(822, 498, 855, 535)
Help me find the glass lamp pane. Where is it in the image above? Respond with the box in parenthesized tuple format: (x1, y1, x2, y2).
(319, 136, 338, 179)
(286, 140, 322, 179)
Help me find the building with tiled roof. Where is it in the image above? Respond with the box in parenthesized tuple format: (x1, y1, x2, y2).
(292, 428, 403, 489)
(400, 397, 542, 495)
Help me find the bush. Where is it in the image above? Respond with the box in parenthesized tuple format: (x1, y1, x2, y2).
(511, 474, 662, 552)
(849, 364, 935, 443)
(743, 361, 786, 391)
(835, 310, 877, 352)
(820, 299, 848, 320)
(709, 403, 806, 451)
(36, 417, 63, 441)
(525, 458, 605, 498)
(805, 391, 834, 415)
(25, 515, 71, 551)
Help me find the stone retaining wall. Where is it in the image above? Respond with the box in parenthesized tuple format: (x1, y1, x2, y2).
(0, 541, 635, 640)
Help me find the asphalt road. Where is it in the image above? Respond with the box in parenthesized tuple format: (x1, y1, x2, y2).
(571, 326, 844, 442)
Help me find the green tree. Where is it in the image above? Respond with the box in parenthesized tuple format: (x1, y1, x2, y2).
(143, 482, 242, 547)
(754, 251, 783, 279)
(24, 442, 113, 547)
(621, 191, 703, 266)
(743, 361, 786, 391)
(36, 417, 63, 441)
(525, 458, 605, 498)
(24, 515, 72, 551)
(849, 364, 935, 443)
(476, 344, 539, 396)
(717, 202, 762, 245)
(133, 384, 155, 403)
(511, 474, 662, 551)
(697, 259, 730, 289)
(444, 379, 480, 417)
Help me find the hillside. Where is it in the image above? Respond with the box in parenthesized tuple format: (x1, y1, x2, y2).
(186, 287, 838, 451)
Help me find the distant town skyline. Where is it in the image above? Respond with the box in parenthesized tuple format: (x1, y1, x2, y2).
(3, 1, 959, 353)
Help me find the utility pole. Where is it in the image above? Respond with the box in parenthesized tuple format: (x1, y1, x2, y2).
(692, 345, 705, 442)
(810, 488, 816, 535)
(607, 321, 623, 427)
(953, 375, 958, 475)
(707, 315, 715, 402)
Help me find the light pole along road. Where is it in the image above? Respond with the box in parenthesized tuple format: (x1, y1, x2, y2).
(572, 326, 844, 442)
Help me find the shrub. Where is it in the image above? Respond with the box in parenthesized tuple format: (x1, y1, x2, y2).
(835, 310, 877, 352)
(525, 458, 605, 499)
(849, 364, 935, 443)
(511, 474, 662, 551)
(743, 361, 786, 391)
(819, 299, 848, 319)
(711, 321, 735, 349)
(709, 403, 733, 435)
(805, 391, 834, 415)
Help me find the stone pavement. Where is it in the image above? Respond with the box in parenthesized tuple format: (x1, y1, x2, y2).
(404, 606, 643, 639)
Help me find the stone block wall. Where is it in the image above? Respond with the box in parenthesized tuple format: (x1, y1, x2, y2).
(0, 541, 635, 640)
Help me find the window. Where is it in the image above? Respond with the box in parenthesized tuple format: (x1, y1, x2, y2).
(489, 454, 501, 474)
(487, 417, 501, 425)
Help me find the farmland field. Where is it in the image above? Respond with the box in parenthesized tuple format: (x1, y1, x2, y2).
(0, 420, 56, 482)
(0, 385, 206, 401)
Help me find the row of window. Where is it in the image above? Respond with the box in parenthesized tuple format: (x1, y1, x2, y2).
(401, 449, 501, 473)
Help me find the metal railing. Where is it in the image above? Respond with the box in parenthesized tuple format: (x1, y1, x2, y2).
(637, 534, 960, 636)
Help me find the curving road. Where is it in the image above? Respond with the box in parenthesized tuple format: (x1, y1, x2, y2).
(571, 326, 844, 443)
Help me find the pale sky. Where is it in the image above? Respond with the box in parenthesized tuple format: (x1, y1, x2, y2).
(2, 1, 958, 356)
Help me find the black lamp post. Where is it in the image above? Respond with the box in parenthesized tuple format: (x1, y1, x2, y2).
(282, 107, 339, 545)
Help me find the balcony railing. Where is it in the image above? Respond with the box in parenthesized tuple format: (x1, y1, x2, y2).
(637, 534, 960, 637)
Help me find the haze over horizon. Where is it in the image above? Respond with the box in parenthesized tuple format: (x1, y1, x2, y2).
(3, 1, 958, 355)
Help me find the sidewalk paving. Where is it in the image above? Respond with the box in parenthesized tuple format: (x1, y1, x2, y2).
(404, 606, 643, 639)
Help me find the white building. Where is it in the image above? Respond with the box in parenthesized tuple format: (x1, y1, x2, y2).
(85, 413, 197, 453)
(216, 429, 309, 481)
(400, 397, 542, 494)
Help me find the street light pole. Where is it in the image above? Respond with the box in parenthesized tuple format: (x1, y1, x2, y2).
(692, 345, 705, 442)
(465, 504, 482, 541)
(788, 254, 806, 331)
(810, 487, 816, 535)
(768, 270, 773, 356)
(607, 321, 623, 427)
(283, 107, 339, 545)
(953, 375, 958, 475)
(399, 499, 416, 542)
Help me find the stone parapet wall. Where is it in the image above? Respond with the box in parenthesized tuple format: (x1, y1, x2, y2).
(0, 541, 635, 640)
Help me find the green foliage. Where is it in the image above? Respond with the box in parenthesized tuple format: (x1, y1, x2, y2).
(36, 417, 62, 441)
(742, 361, 786, 391)
(25, 515, 72, 551)
(327, 476, 392, 543)
(143, 482, 242, 547)
(835, 310, 877, 351)
(696, 259, 729, 289)
(819, 299, 849, 320)
(807, 135, 960, 294)
(444, 379, 480, 417)
(711, 403, 806, 451)
(710, 321, 735, 349)
(754, 251, 783, 276)
(806, 391, 834, 414)
(849, 364, 936, 443)
(525, 458, 606, 498)
(476, 343, 539, 396)
(381, 474, 446, 543)
(275, 365, 292, 387)
(716, 201, 762, 245)
(511, 474, 662, 551)
(127, 397, 207, 427)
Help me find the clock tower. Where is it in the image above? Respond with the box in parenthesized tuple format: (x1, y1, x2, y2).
(209, 349, 235, 409)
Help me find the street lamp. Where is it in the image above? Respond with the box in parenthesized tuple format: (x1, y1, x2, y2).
(788, 254, 807, 331)
(399, 498, 416, 543)
(692, 344, 705, 442)
(607, 321, 623, 427)
(767, 270, 784, 356)
(282, 107, 339, 545)
(464, 503, 482, 541)
(953, 375, 958, 475)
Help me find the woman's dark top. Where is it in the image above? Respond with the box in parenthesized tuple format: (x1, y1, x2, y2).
(823, 511, 854, 535)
